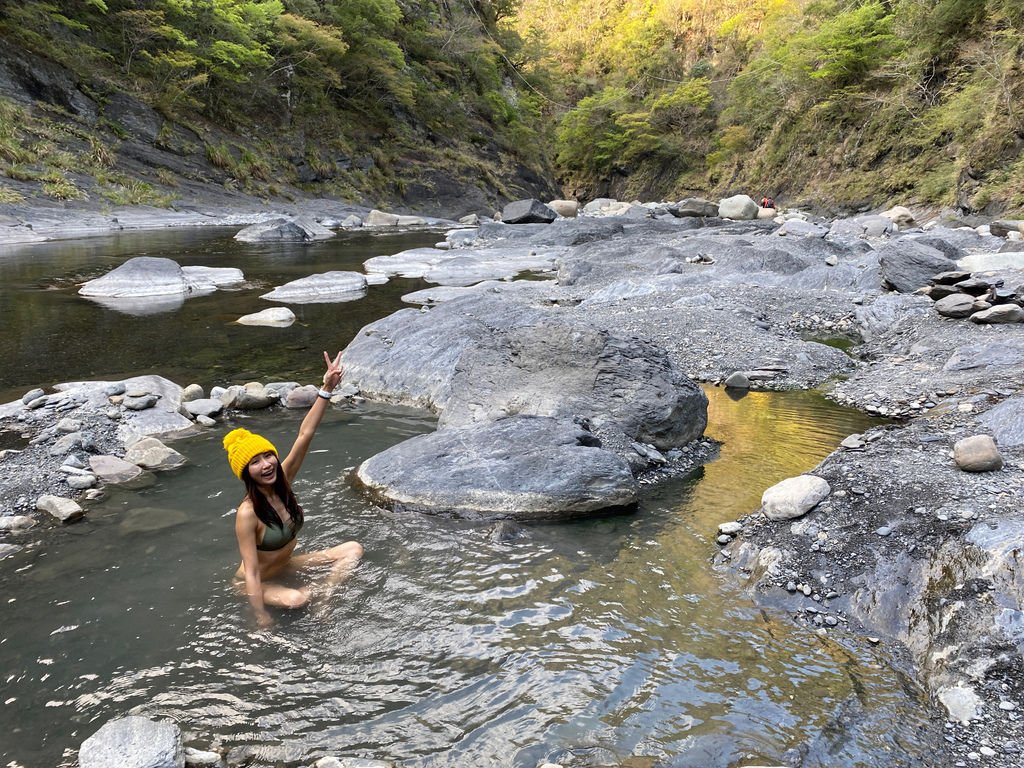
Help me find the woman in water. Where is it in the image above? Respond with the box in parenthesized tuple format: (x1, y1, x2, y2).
(223, 351, 363, 627)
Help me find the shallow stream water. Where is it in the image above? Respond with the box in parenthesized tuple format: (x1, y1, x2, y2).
(0, 228, 939, 767)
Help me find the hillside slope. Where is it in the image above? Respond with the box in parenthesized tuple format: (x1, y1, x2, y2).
(0, 1, 558, 218)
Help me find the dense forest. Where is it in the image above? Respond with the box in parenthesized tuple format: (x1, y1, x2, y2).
(0, 0, 1021, 216)
(518, 0, 1024, 215)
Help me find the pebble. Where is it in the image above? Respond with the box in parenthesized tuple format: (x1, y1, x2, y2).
(66, 474, 96, 490)
(979, 747, 996, 757)
(63, 454, 86, 469)
(716, 534, 732, 545)
(876, 526, 892, 536)
(999, 701, 1016, 711)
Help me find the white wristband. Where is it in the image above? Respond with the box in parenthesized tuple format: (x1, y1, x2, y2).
(317, 388, 333, 400)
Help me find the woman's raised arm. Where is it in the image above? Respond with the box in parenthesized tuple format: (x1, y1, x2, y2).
(281, 350, 343, 482)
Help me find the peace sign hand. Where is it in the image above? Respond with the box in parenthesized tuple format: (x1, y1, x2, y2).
(322, 350, 343, 391)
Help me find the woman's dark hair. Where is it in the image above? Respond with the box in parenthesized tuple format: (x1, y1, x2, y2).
(242, 460, 304, 530)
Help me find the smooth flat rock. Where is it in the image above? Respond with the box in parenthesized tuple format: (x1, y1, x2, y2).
(356, 416, 638, 520)
(261, 271, 367, 303)
(90, 454, 150, 485)
(944, 340, 1024, 371)
(36, 494, 84, 523)
(77, 260, 241, 315)
(183, 398, 223, 418)
(123, 437, 187, 471)
(180, 266, 244, 288)
(78, 716, 184, 768)
(236, 307, 296, 326)
(970, 305, 1024, 324)
(934, 293, 976, 318)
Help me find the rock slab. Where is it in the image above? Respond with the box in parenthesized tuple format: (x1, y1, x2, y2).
(78, 716, 184, 768)
(356, 416, 638, 520)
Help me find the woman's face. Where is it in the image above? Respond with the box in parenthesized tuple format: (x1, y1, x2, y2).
(247, 450, 279, 486)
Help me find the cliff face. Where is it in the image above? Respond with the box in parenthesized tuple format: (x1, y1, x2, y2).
(0, 0, 559, 218)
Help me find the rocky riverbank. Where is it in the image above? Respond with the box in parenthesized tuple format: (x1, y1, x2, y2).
(2, 195, 1024, 766)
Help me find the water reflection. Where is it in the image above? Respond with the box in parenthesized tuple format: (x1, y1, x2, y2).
(0, 386, 940, 768)
(0, 228, 442, 402)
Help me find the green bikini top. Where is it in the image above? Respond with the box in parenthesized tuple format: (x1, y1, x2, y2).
(257, 517, 301, 551)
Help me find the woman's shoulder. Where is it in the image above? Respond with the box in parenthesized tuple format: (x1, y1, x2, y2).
(235, 496, 257, 521)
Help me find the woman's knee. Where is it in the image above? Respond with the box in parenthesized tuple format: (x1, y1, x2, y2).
(345, 541, 364, 561)
(330, 541, 363, 561)
(273, 588, 309, 610)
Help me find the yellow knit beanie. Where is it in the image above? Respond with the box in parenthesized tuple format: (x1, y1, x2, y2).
(223, 428, 277, 479)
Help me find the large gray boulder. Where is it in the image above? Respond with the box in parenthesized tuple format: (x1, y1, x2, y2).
(439, 319, 708, 449)
(341, 294, 707, 452)
(670, 198, 719, 217)
(78, 716, 184, 768)
(718, 195, 759, 220)
(547, 199, 579, 218)
(502, 198, 557, 224)
(355, 416, 637, 520)
(233, 216, 334, 242)
(878, 239, 957, 293)
(79, 257, 240, 299)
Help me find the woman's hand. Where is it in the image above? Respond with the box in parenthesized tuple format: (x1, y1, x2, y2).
(322, 350, 343, 392)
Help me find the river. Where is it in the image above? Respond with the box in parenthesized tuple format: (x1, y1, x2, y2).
(0, 227, 937, 767)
